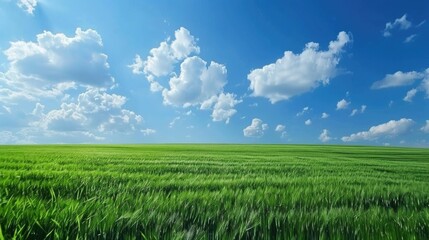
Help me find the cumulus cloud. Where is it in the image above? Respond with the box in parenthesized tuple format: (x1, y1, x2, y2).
(305, 119, 312, 125)
(131, 27, 240, 123)
(247, 31, 351, 103)
(243, 118, 268, 137)
(421, 120, 429, 133)
(403, 88, 418, 102)
(321, 112, 329, 119)
(32, 88, 143, 134)
(162, 56, 227, 106)
(336, 99, 350, 110)
(342, 118, 413, 142)
(0, 28, 113, 103)
(129, 27, 199, 82)
(129, 54, 144, 75)
(204, 93, 241, 123)
(17, 0, 37, 15)
(275, 124, 285, 132)
(371, 71, 423, 89)
(319, 129, 331, 142)
(383, 14, 412, 37)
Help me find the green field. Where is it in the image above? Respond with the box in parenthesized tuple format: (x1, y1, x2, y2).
(0, 144, 428, 239)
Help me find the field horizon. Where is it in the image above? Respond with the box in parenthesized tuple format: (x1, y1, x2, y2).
(1, 144, 429, 239)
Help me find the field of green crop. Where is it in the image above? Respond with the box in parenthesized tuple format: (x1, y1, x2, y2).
(0, 144, 428, 239)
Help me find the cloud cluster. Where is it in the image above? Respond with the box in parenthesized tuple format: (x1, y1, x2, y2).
(296, 106, 310, 116)
(162, 56, 226, 106)
(131, 27, 240, 123)
(129, 27, 199, 86)
(383, 14, 412, 37)
(336, 99, 350, 110)
(243, 118, 268, 137)
(403, 88, 417, 102)
(319, 129, 331, 142)
(247, 31, 351, 103)
(33, 88, 144, 136)
(342, 118, 413, 142)
(201, 93, 242, 123)
(17, 0, 37, 15)
(350, 105, 366, 116)
(371, 71, 423, 89)
(321, 112, 329, 119)
(372, 68, 429, 100)
(0, 28, 114, 103)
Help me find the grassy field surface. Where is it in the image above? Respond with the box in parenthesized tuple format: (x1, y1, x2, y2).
(0, 144, 428, 239)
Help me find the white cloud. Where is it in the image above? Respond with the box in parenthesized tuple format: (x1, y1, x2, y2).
(404, 34, 418, 43)
(141, 128, 156, 136)
(33, 88, 143, 134)
(162, 56, 227, 107)
(243, 118, 268, 137)
(296, 106, 310, 116)
(305, 119, 312, 125)
(1, 28, 113, 103)
(17, 0, 37, 15)
(170, 27, 200, 60)
(275, 124, 287, 138)
(248, 31, 351, 103)
(143, 41, 175, 77)
(383, 14, 412, 37)
(161, 56, 240, 123)
(403, 88, 417, 102)
(129, 55, 144, 74)
(342, 118, 413, 142)
(131, 27, 239, 123)
(336, 99, 350, 110)
(350, 105, 366, 116)
(169, 116, 180, 128)
(371, 71, 423, 89)
(421, 70, 429, 97)
(275, 124, 285, 132)
(416, 20, 426, 28)
(130, 27, 200, 87)
(321, 112, 329, 119)
(209, 93, 241, 123)
(319, 129, 331, 142)
(421, 120, 429, 133)
(2, 105, 11, 114)
(32, 102, 44, 116)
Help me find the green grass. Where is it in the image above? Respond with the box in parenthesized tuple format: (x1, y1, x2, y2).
(0, 144, 428, 239)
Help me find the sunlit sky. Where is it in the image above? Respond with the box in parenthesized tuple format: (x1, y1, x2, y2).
(0, 0, 428, 145)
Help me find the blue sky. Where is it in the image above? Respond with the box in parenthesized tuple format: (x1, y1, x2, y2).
(0, 0, 428, 146)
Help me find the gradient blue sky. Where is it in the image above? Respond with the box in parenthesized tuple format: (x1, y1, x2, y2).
(0, 0, 428, 146)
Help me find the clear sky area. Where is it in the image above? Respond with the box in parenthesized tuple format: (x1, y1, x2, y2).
(0, 0, 428, 146)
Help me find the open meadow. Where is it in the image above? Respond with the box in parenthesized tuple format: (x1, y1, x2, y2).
(0, 144, 429, 239)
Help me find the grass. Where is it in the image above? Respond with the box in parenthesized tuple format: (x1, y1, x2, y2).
(0, 144, 428, 239)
